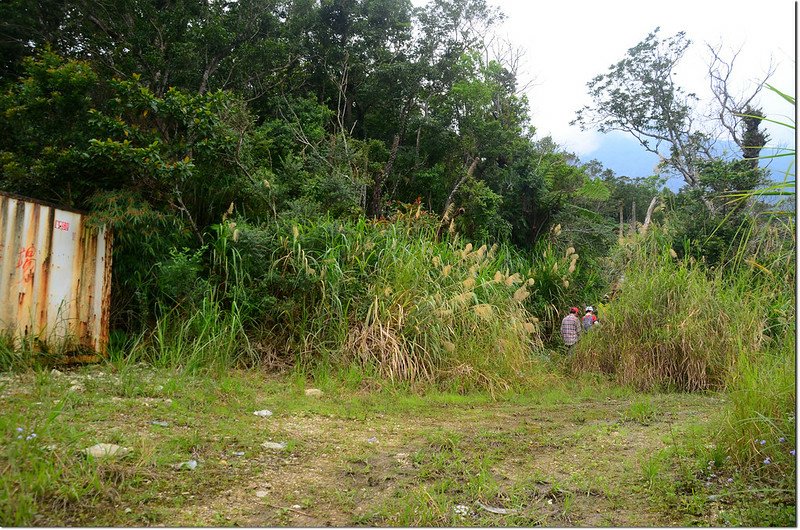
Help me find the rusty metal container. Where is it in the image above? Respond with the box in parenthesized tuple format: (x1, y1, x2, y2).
(0, 192, 112, 362)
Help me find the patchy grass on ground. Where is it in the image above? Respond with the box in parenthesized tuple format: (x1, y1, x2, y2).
(0, 364, 795, 526)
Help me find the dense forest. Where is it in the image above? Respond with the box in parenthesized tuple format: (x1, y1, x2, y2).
(0, 0, 795, 525)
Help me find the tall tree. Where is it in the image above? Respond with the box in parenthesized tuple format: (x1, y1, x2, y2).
(706, 43, 773, 168)
(56, 0, 293, 99)
(572, 28, 712, 187)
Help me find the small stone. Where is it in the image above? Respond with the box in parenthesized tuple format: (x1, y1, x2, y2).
(708, 495, 721, 501)
(150, 420, 169, 427)
(262, 441, 287, 450)
(83, 443, 131, 458)
(255, 490, 268, 498)
(174, 459, 198, 470)
(367, 436, 378, 444)
(291, 505, 302, 510)
(232, 451, 245, 457)
(305, 388, 323, 397)
(50, 369, 63, 376)
(124, 508, 132, 514)
(253, 410, 273, 417)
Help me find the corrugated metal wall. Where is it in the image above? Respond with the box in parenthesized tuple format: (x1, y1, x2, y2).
(0, 192, 112, 361)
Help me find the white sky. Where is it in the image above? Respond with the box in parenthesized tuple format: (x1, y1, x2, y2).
(489, 0, 797, 157)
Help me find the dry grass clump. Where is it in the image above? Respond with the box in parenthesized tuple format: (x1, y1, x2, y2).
(345, 302, 433, 384)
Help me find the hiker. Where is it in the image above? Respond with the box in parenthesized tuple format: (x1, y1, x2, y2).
(560, 307, 581, 354)
(582, 306, 597, 331)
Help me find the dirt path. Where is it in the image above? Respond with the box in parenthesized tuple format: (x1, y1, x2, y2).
(169, 393, 719, 527)
(2, 368, 728, 526)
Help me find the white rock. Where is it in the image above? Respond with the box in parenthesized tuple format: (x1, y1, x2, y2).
(83, 443, 131, 458)
(174, 459, 198, 470)
(255, 490, 269, 498)
(262, 441, 287, 450)
(253, 409, 273, 417)
(304, 388, 323, 397)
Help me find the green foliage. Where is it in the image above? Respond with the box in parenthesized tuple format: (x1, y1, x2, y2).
(452, 177, 510, 242)
(155, 247, 208, 306)
(721, 345, 795, 470)
(0, 50, 100, 201)
(710, 89, 796, 497)
(664, 130, 777, 268)
(1, 50, 266, 220)
(128, 287, 256, 374)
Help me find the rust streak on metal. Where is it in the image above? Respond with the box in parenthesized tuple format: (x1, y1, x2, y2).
(98, 229, 113, 354)
(0, 192, 112, 363)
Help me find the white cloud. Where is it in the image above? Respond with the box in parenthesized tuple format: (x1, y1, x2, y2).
(490, 0, 796, 152)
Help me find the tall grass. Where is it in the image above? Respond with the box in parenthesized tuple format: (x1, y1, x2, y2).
(571, 229, 773, 391)
(109, 200, 602, 390)
(120, 215, 259, 374)
(250, 210, 547, 393)
(127, 288, 256, 373)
